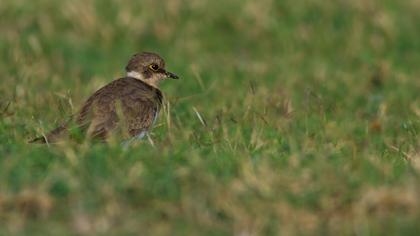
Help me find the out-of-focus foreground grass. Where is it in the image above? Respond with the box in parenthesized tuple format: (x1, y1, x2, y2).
(0, 0, 419, 235)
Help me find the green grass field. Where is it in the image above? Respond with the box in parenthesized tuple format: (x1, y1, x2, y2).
(1, 0, 419, 235)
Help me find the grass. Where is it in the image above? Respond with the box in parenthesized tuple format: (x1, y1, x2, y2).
(0, 0, 419, 235)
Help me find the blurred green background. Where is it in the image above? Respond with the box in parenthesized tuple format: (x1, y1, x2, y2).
(0, 0, 419, 235)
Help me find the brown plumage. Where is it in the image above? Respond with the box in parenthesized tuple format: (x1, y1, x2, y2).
(30, 52, 179, 144)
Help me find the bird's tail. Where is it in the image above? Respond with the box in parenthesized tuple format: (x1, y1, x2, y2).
(29, 120, 70, 144)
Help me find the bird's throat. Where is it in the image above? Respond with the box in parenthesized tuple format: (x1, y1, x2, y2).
(127, 71, 160, 88)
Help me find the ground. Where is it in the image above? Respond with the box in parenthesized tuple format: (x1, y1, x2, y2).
(0, 0, 419, 235)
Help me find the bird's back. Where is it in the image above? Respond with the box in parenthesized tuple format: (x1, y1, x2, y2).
(77, 77, 163, 140)
(31, 77, 163, 143)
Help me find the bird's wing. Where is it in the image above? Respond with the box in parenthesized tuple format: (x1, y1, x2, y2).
(75, 78, 161, 140)
(75, 79, 125, 141)
(120, 88, 160, 137)
(76, 93, 119, 140)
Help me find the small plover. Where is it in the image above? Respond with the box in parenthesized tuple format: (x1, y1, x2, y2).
(30, 52, 179, 143)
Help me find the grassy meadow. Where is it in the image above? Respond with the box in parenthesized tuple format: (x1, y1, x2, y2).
(1, 0, 420, 235)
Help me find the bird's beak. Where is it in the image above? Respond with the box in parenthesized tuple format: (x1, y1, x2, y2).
(165, 70, 179, 79)
(157, 68, 179, 79)
(159, 68, 179, 79)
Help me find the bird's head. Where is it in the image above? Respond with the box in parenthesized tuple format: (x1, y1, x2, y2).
(125, 52, 179, 88)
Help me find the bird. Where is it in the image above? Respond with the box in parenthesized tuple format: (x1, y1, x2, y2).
(30, 52, 179, 144)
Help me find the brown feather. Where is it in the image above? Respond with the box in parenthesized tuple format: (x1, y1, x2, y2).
(30, 77, 163, 143)
(29, 52, 176, 144)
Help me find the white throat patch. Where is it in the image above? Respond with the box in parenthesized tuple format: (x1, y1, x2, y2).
(127, 71, 144, 80)
(127, 70, 160, 89)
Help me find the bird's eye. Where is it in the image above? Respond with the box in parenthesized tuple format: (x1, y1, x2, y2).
(149, 64, 159, 71)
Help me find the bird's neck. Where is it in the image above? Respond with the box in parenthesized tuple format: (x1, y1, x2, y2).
(127, 71, 160, 89)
